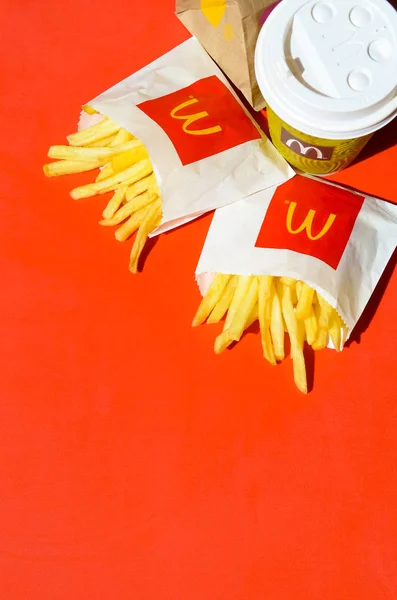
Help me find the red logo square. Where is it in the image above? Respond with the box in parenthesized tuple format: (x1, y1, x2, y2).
(137, 75, 261, 166)
(255, 177, 364, 270)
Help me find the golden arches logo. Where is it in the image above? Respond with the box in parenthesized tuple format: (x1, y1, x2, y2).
(170, 98, 222, 136)
(286, 201, 336, 241)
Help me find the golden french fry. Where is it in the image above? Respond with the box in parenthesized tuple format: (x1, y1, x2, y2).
(258, 276, 276, 365)
(312, 304, 329, 350)
(129, 201, 162, 273)
(293, 327, 308, 394)
(96, 163, 114, 182)
(261, 321, 277, 366)
(48, 140, 143, 164)
(296, 280, 303, 299)
(109, 128, 135, 146)
(67, 119, 121, 146)
(100, 190, 156, 227)
(125, 174, 157, 202)
(111, 147, 149, 173)
(192, 274, 231, 327)
(214, 303, 258, 355)
(280, 276, 296, 287)
(227, 277, 259, 342)
(70, 159, 153, 199)
(304, 306, 318, 346)
(114, 204, 152, 242)
(214, 329, 235, 354)
(296, 282, 315, 320)
(245, 304, 258, 331)
(101, 185, 128, 221)
(82, 104, 98, 115)
(270, 282, 285, 361)
(290, 282, 298, 306)
(258, 275, 273, 323)
(329, 310, 342, 352)
(279, 281, 307, 394)
(43, 160, 101, 177)
(86, 134, 117, 147)
(207, 276, 238, 324)
(224, 275, 253, 330)
(318, 295, 333, 330)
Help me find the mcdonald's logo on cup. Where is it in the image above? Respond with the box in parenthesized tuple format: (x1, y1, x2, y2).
(255, 177, 364, 269)
(280, 128, 334, 161)
(137, 75, 260, 166)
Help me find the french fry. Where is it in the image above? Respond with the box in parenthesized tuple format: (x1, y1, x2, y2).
(207, 276, 238, 324)
(214, 329, 235, 355)
(48, 140, 143, 164)
(224, 276, 253, 330)
(258, 276, 276, 365)
(296, 282, 315, 320)
(304, 306, 318, 346)
(215, 276, 257, 355)
(111, 147, 148, 173)
(67, 119, 121, 146)
(227, 276, 259, 342)
(329, 311, 342, 352)
(70, 159, 153, 199)
(312, 305, 329, 350)
(279, 281, 307, 394)
(82, 104, 98, 115)
(87, 134, 117, 147)
(109, 129, 135, 146)
(96, 163, 114, 182)
(280, 276, 296, 287)
(125, 174, 157, 202)
(114, 205, 151, 242)
(129, 200, 162, 273)
(270, 282, 285, 361)
(290, 281, 298, 306)
(100, 186, 128, 222)
(192, 274, 231, 327)
(43, 160, 101, 177)
(214, 301, 259, 355)
(258, 275, 272, 322)
(318, 295, 333, 330)
(245, 305, 259, 330)
(99, 190, 157, 227)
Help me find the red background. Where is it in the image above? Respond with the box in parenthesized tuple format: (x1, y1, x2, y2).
(138, 75, 260, 165)
(255, 177, 365, 269)
(1, 1, 397, 598)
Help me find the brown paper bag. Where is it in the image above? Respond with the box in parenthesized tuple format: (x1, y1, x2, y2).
(175, 0, 281, 110)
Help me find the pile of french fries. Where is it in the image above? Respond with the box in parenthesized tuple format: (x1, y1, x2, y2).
(43, 107, 162, 272)
(193, 274, 347, 393)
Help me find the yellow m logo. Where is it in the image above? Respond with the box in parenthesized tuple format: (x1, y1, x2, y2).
(170, 98, 222, 136)
(286, 201, 337, 241)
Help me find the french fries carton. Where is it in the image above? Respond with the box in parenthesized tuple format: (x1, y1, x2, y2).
(44, 37, 294, 272)
(193, 175, 397, 393)
(78, 36, 294, 235)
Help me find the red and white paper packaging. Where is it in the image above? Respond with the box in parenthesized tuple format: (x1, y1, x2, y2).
(196, 176, 397, 350)
(79, 37, 294, 234)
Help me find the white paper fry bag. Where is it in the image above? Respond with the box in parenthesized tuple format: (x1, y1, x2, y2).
(81, 37, 294, 234)
(196, 176, 397, 347)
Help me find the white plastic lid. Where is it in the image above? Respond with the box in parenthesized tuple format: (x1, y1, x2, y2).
(255, 0, 397, 139)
